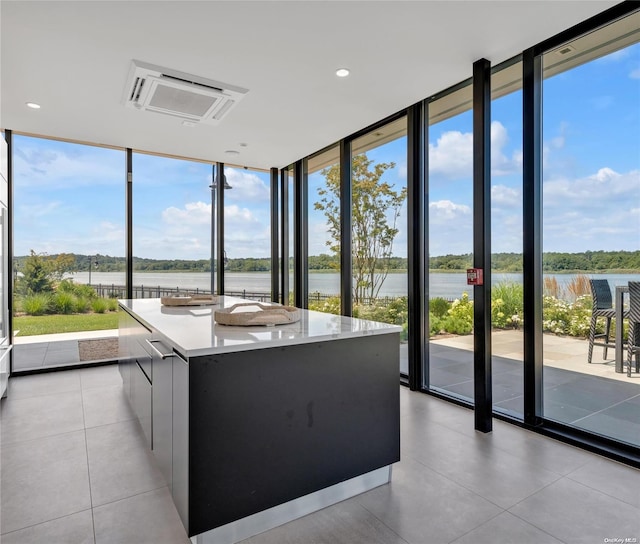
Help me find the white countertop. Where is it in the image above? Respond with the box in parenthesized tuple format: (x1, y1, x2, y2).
(119, 296, 401, 357)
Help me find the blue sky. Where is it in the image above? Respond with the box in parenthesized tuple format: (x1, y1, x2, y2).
(12, 42, 640, 260)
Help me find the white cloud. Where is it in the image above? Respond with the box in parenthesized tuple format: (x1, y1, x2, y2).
(429, 130, 473, 179)
(224, 168, 270, 203)
(491, 185, 520, 208)
(429, 199, 471, 221)
(429, 121, 521, 180)
(13, 144, 122, 188)
(543, 167, 640, 252)
(162, 201, 210, 226)
(630, 68, 640, 80)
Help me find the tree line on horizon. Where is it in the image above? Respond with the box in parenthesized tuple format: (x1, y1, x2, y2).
(13, 250, 640, 274)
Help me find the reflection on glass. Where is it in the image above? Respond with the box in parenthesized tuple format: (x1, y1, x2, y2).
(541, 18, 640, 447)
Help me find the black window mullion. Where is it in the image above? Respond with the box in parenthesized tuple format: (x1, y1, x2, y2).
(270, 167, 279, 303)
(407, 103, 427, 390)
(126, 148, 133, 300)
(522, 47, 544, 427)
(472, 58, 492, 433)
(339, 139, 352, 317)
(216, 162, 225, 295)
(280, 168, 290, 305)
(293, 160, 308, 308)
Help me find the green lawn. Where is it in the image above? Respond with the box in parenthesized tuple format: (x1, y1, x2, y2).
(14, 311, 120, 336)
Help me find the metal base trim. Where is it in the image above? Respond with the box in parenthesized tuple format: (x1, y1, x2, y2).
(191, 465, 392, 544)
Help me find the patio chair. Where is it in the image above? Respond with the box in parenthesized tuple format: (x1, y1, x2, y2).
(626, 281, 640, 377)
(587, 279, 616, 364)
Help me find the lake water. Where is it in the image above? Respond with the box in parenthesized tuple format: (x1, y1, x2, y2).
(69, 271, 640, 300)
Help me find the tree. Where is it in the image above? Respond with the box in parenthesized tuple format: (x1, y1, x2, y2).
(315, 153, 407, 304)
(19, 250, 54, 294)
(48, 253, 76, 280)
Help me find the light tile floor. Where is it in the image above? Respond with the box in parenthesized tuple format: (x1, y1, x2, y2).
(1, 364, 639, 544)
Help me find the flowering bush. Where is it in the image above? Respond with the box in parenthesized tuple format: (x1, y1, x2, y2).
(442, 293, 473, 335)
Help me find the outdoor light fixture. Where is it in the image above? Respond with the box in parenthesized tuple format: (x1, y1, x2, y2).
(25, 102, 41, 109)
(335, 68, 350, 77)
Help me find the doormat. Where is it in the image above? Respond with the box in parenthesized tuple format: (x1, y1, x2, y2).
(78, 338, 119, 361)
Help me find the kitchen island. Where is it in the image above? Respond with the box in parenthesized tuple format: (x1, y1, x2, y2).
(118, 296, 400, 544)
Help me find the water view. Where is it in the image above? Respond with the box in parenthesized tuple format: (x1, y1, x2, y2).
(69, 271, 640, 301)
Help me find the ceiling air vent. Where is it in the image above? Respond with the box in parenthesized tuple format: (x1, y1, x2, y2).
(122, 60, 248, 125)
(555, 44, 576, 56)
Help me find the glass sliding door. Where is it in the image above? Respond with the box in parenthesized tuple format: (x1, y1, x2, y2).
(350, 119, 408, 374)
(222, 167, 271, 301)
(307, 146, 340, 313)
(426, 84, 475, 401)
(12, 135, 124, 370)
(541, 12, 640, 446)
(491, 61, 525, 418)
(132, 153, 211, 298)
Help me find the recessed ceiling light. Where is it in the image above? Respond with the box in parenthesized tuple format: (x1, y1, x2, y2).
(25, 102, 41, 109)
(181, 120, 197, 127)
(336, 68, 350, 78)
(225, 150, 240, 156)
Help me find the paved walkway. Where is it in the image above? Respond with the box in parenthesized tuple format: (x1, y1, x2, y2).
(433, 329, 635, 384)
(12, 329, 118, 371)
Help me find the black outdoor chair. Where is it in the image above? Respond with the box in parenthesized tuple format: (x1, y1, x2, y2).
(626, 281, 640, 377)
(587, 279, 617, 364)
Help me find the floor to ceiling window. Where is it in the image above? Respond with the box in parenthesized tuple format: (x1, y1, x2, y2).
(12, 135, 124, 370)
(541, 12, 640, 446)
(132, 153, 211, 298)
(350, 118, 408, 374)
(490, 61, 525, 418)
(426, 84, 475, 401)
(222, 166, 271, 301)
(307, 145, 341, 314)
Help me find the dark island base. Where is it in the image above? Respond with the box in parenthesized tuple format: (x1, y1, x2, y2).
(187, 333, 400, 539)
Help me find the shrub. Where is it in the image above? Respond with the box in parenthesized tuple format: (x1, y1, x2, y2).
(429, 313, 447, 336)
(57, 279, 97, 299)
(429, 297, 451, 318)
(492, 281, 523, 329)
(107, 298, 119, 312)
(23, 293, 51, 316)
(442, 292, 473, 335)
(308, 296, 341, 315)
(75, 296, 91, 313)
(53, 291, 76, 314)
(91, 298, 108, 313)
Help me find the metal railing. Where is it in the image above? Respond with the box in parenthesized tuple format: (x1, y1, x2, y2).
(89, 284, 450, 306)
(90, 283, 272, 303)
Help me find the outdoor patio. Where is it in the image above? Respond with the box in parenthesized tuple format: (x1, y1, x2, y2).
(428, 330, 640, 446)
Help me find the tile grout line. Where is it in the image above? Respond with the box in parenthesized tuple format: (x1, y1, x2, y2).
(79, 372, 98, 544)
(0, 508, 95, 539)
(505, 475, 575, 544)
(353, 501, 412, 544)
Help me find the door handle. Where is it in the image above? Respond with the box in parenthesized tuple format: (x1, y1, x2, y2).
(145, 339, 174, 359)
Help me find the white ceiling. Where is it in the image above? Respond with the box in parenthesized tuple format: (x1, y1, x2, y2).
(0, 0, 618, 170)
